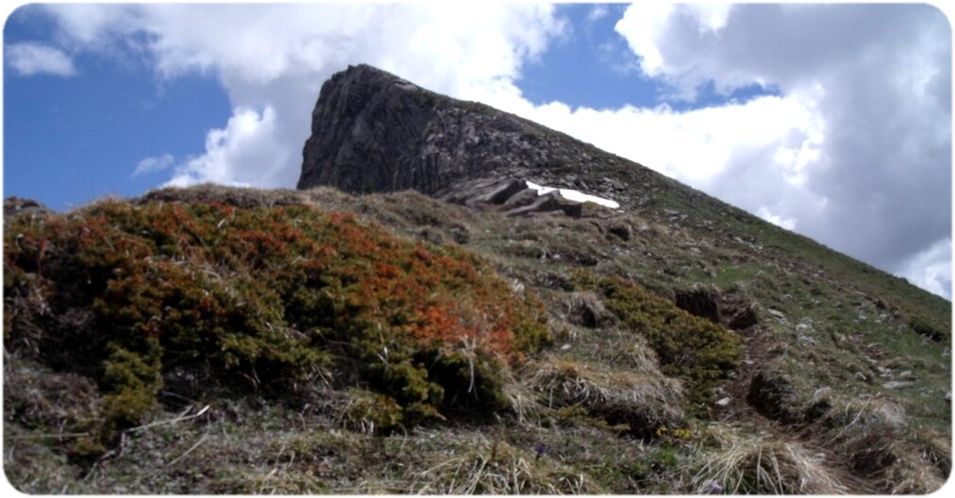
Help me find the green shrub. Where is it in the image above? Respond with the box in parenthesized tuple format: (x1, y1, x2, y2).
(4, 198, 552, 453)
(909, 316, 946, 342)
(574, 272, 742, 410)
(340, 389, 404, 434)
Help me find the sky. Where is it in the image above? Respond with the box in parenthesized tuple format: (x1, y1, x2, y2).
(2, 2, 952, 299)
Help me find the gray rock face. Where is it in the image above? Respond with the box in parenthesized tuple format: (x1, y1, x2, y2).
(298, 64, 628, 200)
(4, 197, 50, 218)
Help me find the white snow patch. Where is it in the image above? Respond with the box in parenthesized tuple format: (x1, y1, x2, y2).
(525, 181, 620, 209)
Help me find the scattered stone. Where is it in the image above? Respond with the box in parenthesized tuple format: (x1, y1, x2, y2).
(830, 331, 849, 348)
(510, 280, 525, 294)
(766, 308, 786, 320)
(883, 380, 916, 390)
(897, 370, 916, 381)
(797, 335, 816, 347)
(504, 191, 562, 217)
(499, 188, 540, 210)
(477, 179, 527, 204)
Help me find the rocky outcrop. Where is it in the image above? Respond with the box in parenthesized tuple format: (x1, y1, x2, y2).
(4, 197, 50, 217)
(298, 64, 632, 204)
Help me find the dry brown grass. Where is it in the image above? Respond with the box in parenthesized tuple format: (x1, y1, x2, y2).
(814, 396, 951, 494)
(502, 378, 550, 425)
(409, 437, 600, 494)
(525, 356, 684, 436)
(690, 425, 851, 494)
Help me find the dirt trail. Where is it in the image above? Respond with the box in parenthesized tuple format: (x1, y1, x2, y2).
(710, 324, 875, 493)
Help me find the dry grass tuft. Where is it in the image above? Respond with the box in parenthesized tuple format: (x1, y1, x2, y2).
(691, 426, 850, 494)
(880, 452, 947, 494)
(820, 396, 906, 482)
(502, 378, 550, 425)
(525, 356, 683, 437)
(825, 396, 906, 435)
(410, 437, 599, 494)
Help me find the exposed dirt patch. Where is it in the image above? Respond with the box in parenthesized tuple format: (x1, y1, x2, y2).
(673, 288, 759, 332)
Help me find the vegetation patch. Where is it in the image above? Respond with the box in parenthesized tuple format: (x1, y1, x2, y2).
(410, 438, 600, 494)
(908, 315, 947, 343)
(525, 356, 684, 439)
(690, 426, 849, 494)
(4, 199, 550, 456)
(574, 272, 742, 409)
(747, 367, 808, 424)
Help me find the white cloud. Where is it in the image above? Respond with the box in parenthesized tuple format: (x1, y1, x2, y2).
(609, 3, 950, 297)
(133, 153, 175, 176)
(494, 92, 824, 193)
(587, 5, 609, 22)
(6, 42, 76, 77)
(41, 3, 564, 191)
(166, 106, 287, 188)
(897, 238, 952, 299)
(756, 207, 797, 231)
(612, 2, 675, 77)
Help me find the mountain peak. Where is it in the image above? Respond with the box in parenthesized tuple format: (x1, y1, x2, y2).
(297, 64, 632, 200)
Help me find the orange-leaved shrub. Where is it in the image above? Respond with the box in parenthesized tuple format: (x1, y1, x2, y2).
(4, 199, 549, 454)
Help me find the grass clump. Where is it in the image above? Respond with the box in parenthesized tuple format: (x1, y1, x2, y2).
(574, 272, 742, 409)
(908, 315, 947, 342)
(4, 198, 550, 456)
(410, 438, 600, 494)
(815, 395, 932, 490)
(336, 388, 404, 434)
(747, 367, 808, 423)
(690, 426, 850, 494)
(526, 356, 684, 439)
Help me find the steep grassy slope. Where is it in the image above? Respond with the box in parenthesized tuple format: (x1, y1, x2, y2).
(5, 184, 947, 493)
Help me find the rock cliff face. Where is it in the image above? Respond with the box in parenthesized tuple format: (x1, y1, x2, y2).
(298, 64, 633, 200)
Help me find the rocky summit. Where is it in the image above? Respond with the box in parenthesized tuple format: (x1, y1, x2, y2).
(299, 63, 554, 194)
(4, 64, 951, 494)
(301, 64, 643, 202)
